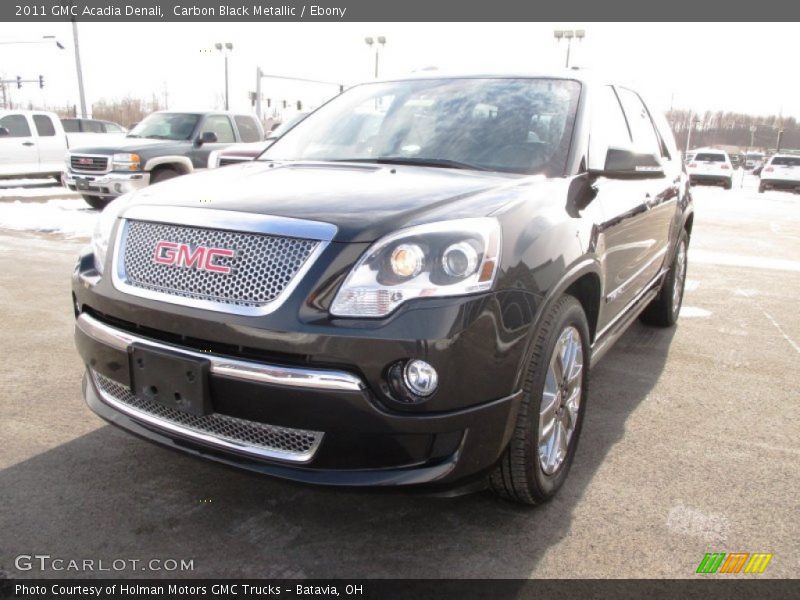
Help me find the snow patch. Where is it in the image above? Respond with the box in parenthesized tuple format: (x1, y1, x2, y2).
(666, 504, 730, 542)
(0, 199, 97, 238)
(680, 306, 712, 318)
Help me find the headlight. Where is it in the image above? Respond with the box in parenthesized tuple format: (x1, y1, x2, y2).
(112, 153, 141, 171)
(91, 193, 136, 274)
(330, 218, 501, 318)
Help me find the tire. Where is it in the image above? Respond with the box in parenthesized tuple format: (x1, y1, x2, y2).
(150, 167, 180, 185)
(723, 179, 732, 190)
(758, 184, 766, 194)
(490, 295, 590, 505)
(81, 195, 113, 210)
(640, 230, 688, 327)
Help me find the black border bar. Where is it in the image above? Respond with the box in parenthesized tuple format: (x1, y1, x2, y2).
(3, 0, 800, 22)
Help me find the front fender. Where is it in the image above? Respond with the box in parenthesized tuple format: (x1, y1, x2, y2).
(143, 155, 193, 174)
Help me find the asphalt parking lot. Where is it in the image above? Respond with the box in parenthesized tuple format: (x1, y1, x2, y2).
(0, 175, 798, 579)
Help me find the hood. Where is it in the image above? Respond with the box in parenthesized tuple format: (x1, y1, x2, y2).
(129, 161, 531, 243)
(68, 137, 187, 155)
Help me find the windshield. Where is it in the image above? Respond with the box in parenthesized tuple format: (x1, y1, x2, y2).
(260, 78, 581, 175)
(269, 113, 308, 139)
(127, 113, 200, 140)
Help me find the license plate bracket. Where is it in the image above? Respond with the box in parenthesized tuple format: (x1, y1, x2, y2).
(75, 179, 90, 191)
(130, 344, 211, 416)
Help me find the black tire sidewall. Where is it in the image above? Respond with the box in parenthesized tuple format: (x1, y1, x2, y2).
(151, 168, 179, 184)
(665, 232, 689, 323)
(524, 298, 591, 498)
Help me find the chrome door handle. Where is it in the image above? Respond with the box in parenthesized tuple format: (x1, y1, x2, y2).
(22, 141, 34, 146)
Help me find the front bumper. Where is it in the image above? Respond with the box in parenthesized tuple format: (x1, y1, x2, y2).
(75, 310, 524, 490)
(63, 170, 150, 197)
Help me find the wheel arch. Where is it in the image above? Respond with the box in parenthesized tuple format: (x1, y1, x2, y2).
(144, 156, 193, 175)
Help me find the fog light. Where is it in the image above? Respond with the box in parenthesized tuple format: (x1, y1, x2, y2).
(403, 359, 438, 396)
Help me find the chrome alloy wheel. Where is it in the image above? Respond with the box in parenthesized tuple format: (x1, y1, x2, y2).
(538, 326, 584, 475)
(672, 240, 687, 315)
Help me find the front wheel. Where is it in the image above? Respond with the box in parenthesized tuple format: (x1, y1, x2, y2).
(758, 183, 766, 193)
(640, 231, 688, 327)
(81, 195, 113, 210)
(723, 179, 732, 190)
(490, 295, 590, 505)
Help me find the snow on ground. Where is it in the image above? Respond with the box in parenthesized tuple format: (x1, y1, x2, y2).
(0, 199, 98, 238)
(0, 179, 79, 200)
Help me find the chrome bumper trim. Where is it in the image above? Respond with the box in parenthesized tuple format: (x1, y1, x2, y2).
(76, 312, 366, 392)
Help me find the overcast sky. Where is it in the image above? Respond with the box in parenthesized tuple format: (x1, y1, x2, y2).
(2, 22, 798, 120)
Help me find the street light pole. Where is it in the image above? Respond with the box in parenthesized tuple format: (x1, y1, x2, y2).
(554, 29, 585, 68)
(364, 36, 387, 79)
(71, 21, 88, 118)
(215, 42, 233, 110)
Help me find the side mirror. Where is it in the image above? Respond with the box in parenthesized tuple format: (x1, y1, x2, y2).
(197, 131, 218, 145)
(591, 147, 664, 179)
(0, 127, 9, 137)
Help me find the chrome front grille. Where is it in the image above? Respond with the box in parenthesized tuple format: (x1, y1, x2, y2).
(70, 154, 109, 173)
(91, 370, 324, 462)
(120, 220, 319, 309)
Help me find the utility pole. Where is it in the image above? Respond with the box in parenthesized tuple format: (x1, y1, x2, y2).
(72, 21, 88, 118)
(255, 66, 262, 120)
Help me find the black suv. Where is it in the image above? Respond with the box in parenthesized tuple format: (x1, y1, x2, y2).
(73, 72, 692, 504)
(63, 111, 264, 209)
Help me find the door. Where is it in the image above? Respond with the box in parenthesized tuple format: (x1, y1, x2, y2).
(588, 86, 675, 332)
(187, 114, 236, 169)
(32, 113, 67, 173)
(0, 113, 39, 176)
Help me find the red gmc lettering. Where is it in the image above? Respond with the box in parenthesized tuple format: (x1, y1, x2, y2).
(153, 241, 234, 274)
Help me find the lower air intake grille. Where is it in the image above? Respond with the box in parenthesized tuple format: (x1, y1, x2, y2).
(91, 370, 323, 462)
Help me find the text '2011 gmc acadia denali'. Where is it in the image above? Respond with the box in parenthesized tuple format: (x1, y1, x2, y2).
(73, 72, 692, 504)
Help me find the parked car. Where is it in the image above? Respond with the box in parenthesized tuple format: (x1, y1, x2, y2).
(686, 148, 733, 189)
(729, 153, 743, 169)
(744, 152, 765, 170)
(209, 112, 309, 168)
(758, 154, 800, 193)
(0, 110, 121, 180)
(62, 118, 127, 135)
(62, 110, 264, 209)
(73, 71, 692, 504)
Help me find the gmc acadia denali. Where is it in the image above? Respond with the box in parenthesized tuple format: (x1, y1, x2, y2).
(73, 72, 693, 504)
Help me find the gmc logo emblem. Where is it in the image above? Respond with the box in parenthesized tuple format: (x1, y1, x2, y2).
(78, 158, 93, 165)
(153, 241, 235, 274)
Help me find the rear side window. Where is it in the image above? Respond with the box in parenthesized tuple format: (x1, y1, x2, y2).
(617, 88, 662, 157)
(104, 122, 124, 133)
(203, 115, 235, 143)
(589, 86, 631, 167)
(235, 115, 261, 143)
(62, 119, 80, 133)
(83, 120, 104, 133)
(33, 115, 56, 137)
(695, 153, 726, 162)
(0, 114, 32, 137)
(771, 156, 800, 166)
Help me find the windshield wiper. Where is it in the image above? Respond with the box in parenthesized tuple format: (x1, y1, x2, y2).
(332, 157, 490, 171)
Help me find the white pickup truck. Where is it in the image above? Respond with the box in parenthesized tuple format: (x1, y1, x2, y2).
(0, 110, 124, 180)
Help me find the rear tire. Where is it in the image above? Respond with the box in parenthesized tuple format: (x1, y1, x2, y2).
(150, 167, 180, 185)
(490, 295, 590, 505)
(81, 195, 113, 210)
(640, 230, 688, 327)
(758, 183, 766, 193)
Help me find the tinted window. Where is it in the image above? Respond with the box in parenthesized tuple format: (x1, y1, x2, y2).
(0, 114, 31, 137)
(770, 156, 800, 166)
(617, 88, 661, 157)
(695, 153, 726, 162)
(590, 86, 631, 166)
(234, 115, 261, 143)
(203, 115, 235, 143)
(33, 115, 56, 137)
(61, 119, 80, 133)
(83, 120, 104, 133)
(262, 78, 582, 176)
